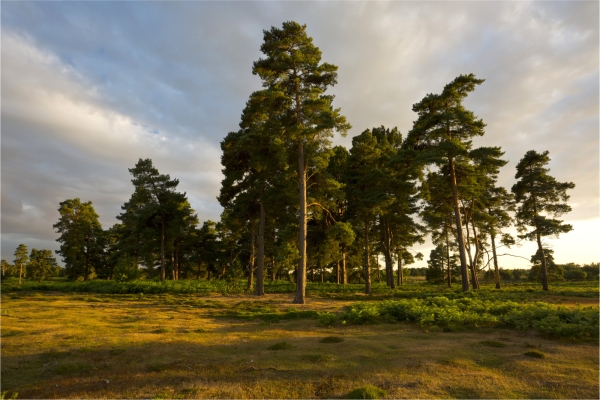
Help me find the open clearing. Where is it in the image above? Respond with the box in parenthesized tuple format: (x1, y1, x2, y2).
(1, 291, 598, 399)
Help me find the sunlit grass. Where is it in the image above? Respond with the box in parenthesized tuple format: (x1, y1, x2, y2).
(1, 291, 598, 399)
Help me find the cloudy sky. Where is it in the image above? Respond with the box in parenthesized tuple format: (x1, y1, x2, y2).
(2, 1, 598, 269)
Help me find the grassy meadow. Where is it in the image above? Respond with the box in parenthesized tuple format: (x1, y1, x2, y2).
(1, 280, 598, 399)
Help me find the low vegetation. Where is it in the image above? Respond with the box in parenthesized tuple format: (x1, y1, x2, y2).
(1, 280, 598, 399)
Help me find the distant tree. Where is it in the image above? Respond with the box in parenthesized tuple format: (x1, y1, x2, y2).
(126, 159, 191, 281)
(346, 130, 392, 294)
(468, 146, 512, 289)
(1, 259, 13, 278)
(193, 221, 218, 280)
(53, 199, 103, 281)
(512, 150, 575, 291)
(581, 262, 599, 280)
(561, 263, 587, 280)
(405, 74, 486, 291)
(426, 245, 446, 283)
(420, 170, 456, 287)
(253, 21, 350, 304)
(511, 269, 527, 280)
(328, 222, 356, 284)
(528, 248, 564, 282)
(28, 249, 58, 282)
(13, 244, 29, 284)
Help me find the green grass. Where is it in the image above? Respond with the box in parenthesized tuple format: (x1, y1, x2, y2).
(4, 278, 598, 298)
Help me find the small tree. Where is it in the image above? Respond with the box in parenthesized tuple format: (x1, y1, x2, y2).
(13, 244, 29, 284)
(28, 249, 59, 282)
(1, 259, 14, 278)
(512, 150, 575, 291)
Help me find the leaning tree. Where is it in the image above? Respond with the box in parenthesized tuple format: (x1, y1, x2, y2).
(404, 74, 486, 291)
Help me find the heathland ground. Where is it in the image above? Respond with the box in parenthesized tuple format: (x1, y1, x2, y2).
(1, 280, 598, 399)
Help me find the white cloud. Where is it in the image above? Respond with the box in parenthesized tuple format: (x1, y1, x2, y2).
(1, 1, 598, 268)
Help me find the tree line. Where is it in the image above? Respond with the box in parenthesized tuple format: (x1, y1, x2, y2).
(2, 22, 585, 299)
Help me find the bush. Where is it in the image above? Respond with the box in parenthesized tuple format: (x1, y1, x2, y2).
(337, 298, 598, 338)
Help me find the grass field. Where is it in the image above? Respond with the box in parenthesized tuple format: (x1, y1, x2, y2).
(1, 281, 598, 399)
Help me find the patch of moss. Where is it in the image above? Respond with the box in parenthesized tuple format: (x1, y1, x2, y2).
(153, 328, 173, 334)
(52, 363, 92, 376)
(320, 336, 344, 343)
(480, 340, 507, 348)
(268, 341, 292, 350)
(524, 350, 545, 359)
(345, 385, 386, 399)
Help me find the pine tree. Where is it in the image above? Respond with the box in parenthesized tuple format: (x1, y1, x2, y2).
(126, 159, 191, 281)
(405, 74, 486, 291)
(253, 21, 350, 303)
(28, 249, 58, 282)
(13, 244, 29, 284)
(53, 199, 103, 280)
(346, 130, 393, 294)
(219, 90, 291, 295)
(512, 150, 575, 291)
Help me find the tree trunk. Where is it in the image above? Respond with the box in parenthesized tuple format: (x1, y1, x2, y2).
(381, 220, 394, 288)
(197, 258, 203, 280)
(471, 219, 481, 289)
(248, 225, 255, 291)
(84, 235, 90, 281)
(446, 228, 452, 287)
(364, 218, 372, 295)
(171, 249, 175, 281)
(449, 157, 470, 291)
(491, 233, 501, 289)
(397, 253, 403, 286)
(256, 202, 265, 296)
(175, 243, 180, 281)
(160, 212, 166, 281)
(532, 196, 549, 291)
(319, 259, 324, 283)
(536, 232, 549, 291)
(464, 216, 478, 290)
(341, 245, 347, 285)
(294, 141, 307, 304)
(19, 262, 23, 285)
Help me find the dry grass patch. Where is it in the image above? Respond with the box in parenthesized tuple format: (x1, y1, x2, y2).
(1, 292, 598, 399)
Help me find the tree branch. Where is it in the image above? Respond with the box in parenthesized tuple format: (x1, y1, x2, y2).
(307, 202, 337, 223)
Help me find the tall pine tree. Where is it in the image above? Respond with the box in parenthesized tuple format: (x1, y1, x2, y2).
(512, 150, 575, 291)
